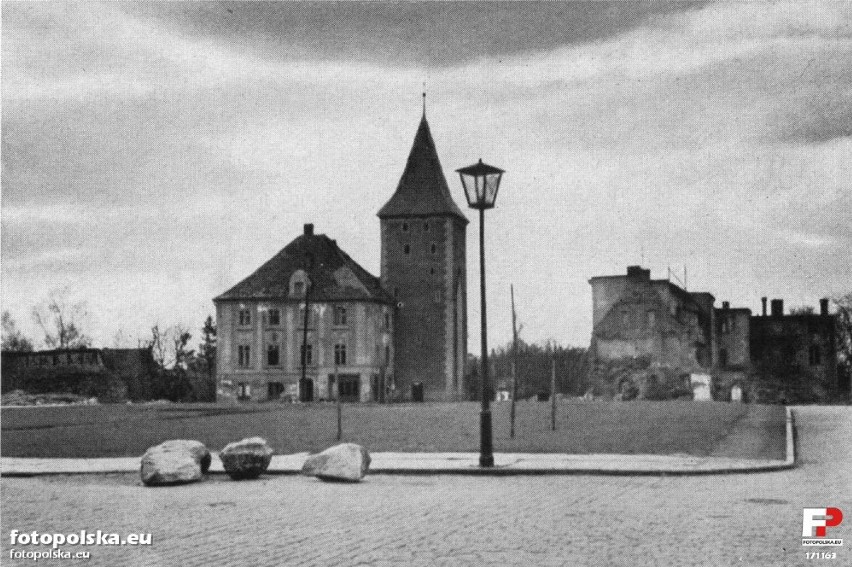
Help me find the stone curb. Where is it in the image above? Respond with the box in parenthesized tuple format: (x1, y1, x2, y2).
(1, 408, 795, 477)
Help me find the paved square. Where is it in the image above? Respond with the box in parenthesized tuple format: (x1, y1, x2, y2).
(2, 406, 849, 566)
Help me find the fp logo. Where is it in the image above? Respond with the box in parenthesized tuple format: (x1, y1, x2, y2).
(803, 508, 843, 538)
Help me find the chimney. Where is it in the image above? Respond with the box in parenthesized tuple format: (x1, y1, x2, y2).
(761, 297, 767, 316)
(627, 266, 651, 281)
(304, 223, 314, 236)
(722, 301, 730, 310)
(820, 298, 829, 316)
(771, 299, 783, 317)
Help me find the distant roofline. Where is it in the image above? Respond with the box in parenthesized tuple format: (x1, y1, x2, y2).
(213, 296, 395, 305)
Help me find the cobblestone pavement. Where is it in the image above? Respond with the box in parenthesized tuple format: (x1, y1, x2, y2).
(2, 406, 849, 567)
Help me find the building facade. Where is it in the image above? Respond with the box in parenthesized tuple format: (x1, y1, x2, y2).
(214, 224, 395, 402)
(378, 114, 468, 401)
(589, 266, 845, 402)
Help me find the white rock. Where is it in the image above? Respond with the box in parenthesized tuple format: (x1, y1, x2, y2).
(140, 447, 201, 486)
(301, 443, 371, 482)
(155, 439, 212, 473)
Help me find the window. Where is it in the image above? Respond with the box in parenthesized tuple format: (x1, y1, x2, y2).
(721, 318, 730, 334)
(430, 267, 436, 275)
(238, 345, 251, 367)
(430, 243, 437, 255)
(809, 345, 822, 366)
(334, 343, 347, 366)
(423, 221, 429, 231)
(52, 354, 59, 366)
(293, 281, 305, 297)
(267, 344, 280, 366)
(402, 222, 409, 232)
(384, 313, 391, 330)
(719, 348, 728, 367)
(238, 309, 251, 326)
(385, 345, 391, 364)
(238, 382, 251, 400)
(268, 309, 280, 326)
(301, 343, 313, 366)
(647, 311, 656, 328)
(434, 289, 441, 303)
(403, 244, 410, 255)
(334, 306, 348, 326)
(394, 287, 399, 299)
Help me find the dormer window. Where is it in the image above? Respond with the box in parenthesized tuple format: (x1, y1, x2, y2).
(290, 270, 309, 298)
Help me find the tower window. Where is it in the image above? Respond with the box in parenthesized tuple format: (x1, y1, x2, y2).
(809, 345, 822, 365)
(403, 244, 410, 255)
(430, 243, 437, 255)
(394, 287, 399, 298)
(719, 348, 728, 367)
(402, 222, 409, 232)
(430, 267, 436, 275)
(384, 313, 391, 329)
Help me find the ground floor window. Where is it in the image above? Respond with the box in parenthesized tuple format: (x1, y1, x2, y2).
(238, 382, 251, 400)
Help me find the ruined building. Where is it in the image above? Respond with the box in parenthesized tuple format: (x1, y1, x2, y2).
(589, 266, 845, 402)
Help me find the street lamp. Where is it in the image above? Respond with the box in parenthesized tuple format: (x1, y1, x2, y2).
(456, 158, 504, 467)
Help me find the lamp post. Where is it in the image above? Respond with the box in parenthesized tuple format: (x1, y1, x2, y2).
(456, 158, 504, 468)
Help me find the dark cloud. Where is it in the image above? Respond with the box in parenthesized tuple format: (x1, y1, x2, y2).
(119, 1, 707, 67)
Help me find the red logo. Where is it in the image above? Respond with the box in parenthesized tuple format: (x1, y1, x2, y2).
(803, 508, 843, 545)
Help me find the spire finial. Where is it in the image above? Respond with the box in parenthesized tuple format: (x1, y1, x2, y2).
(422, 89, 426, 118)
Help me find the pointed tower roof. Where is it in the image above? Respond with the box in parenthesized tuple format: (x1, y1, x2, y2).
(378, 116, 468, 223)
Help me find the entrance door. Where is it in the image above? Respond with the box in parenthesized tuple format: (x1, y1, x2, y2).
(267, 382, 284, 400)
(338, 374, 360, 403)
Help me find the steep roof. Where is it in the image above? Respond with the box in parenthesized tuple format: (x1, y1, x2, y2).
(377, 116, 468, 223)
(214, 229, 394, 304)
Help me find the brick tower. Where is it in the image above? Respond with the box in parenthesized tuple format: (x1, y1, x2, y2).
(378, 112, 468, 401)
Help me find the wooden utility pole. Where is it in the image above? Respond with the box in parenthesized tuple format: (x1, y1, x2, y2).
(510, 285, 520, 439)
(335, 359, 342, 441)
(551, 357, 557, 432)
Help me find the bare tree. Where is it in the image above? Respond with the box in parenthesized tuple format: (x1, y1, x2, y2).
(31, 289, 91, 350)
(834, 293, 852, 381)
(149, 324, 192, 369)
(2, 311, 34, 352)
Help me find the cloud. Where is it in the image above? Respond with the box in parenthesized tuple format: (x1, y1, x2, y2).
(2, 0, 851, 349)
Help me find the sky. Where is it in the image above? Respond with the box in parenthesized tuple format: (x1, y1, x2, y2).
(2, 1, 851, 351)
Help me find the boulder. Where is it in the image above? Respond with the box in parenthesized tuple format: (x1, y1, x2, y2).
(219, 437, 274, 480)
(301, 443, 371, 482)
(154, 439, 212, 473)
(140, 446, 202, 486)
